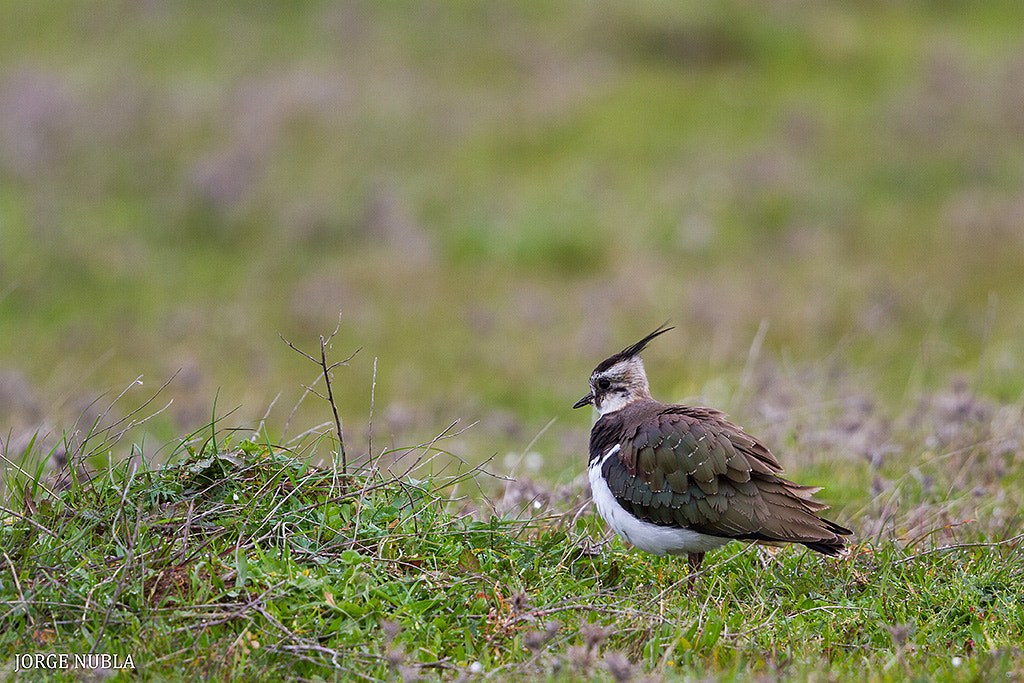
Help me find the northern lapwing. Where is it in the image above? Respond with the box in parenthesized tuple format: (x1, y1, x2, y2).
(574, 325, 852, 577)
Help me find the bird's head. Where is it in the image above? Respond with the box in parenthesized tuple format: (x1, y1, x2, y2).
(573, 324, 673, 415)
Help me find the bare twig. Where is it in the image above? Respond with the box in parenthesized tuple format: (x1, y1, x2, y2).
(282, 375, 321, 439)
(506, 417, 556, 479)
(278, 317, 360, 480)
(0, 444, 58, 500)
(67, 372, 179, 481)
(254, 391, 282, 442)
(388, 419, 475, 481)
(2, 550, 34, 627)
(322, 335, 353, 475)
(903, 519, 977, 551)
(895, 532, 1024, 565)
(0, 504, 62, 540)
(368, 356, 378, 464)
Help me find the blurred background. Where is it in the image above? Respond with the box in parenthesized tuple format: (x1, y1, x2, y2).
(3, 1, 1024, 483)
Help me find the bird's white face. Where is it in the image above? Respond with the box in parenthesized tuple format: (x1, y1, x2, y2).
(588, 357, 652, 416)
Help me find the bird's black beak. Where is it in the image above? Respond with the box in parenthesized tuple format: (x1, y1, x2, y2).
(573, 393, 594, 409)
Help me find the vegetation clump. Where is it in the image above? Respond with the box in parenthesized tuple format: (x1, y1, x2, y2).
(2, 407, 1023, 681)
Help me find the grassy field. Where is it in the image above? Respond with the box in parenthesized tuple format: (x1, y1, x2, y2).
(2, 373, 1022, 681)
(3, 1, 1024, 680)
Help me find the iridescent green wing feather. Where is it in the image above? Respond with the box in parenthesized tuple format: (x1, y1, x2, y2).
(595, 404, 851, 551)
(603, 408, 772, 537)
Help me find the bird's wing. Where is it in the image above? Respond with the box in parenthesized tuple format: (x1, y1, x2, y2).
(603, 407, 845, 544)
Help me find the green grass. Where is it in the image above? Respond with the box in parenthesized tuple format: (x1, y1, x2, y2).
(2, 368, 1023, 681)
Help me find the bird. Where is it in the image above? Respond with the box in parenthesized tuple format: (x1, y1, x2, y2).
(574, 324, 852, 578)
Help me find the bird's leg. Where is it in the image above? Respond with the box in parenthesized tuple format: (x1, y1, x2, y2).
(755, 544, 781, 569)
(687, 552, 705, 591)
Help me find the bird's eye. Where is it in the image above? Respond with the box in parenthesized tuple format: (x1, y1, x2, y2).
(596, 378, 611, 391)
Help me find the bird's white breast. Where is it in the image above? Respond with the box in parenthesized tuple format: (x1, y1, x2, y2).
(588, 445, 731, 556)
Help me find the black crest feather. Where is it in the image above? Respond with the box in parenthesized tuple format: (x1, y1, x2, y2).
(594, 323, 674, 373)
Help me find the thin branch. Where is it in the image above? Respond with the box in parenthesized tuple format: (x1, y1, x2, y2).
(895, 532, 1024, 564)
(254, 392, 282, 442)
(2, 551, 34, 628)
(321, 335, 358, 476)
(278, 318, 360, 481)
(368, 357, 378, 464)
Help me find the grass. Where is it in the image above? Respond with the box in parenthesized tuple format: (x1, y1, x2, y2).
(2, 350, 1023, 681)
